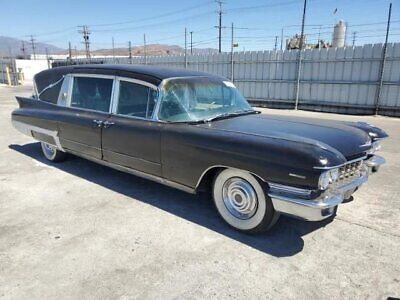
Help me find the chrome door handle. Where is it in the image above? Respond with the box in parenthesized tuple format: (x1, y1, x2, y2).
(103, 121, 115, 128)
(93, 119, 103, 127)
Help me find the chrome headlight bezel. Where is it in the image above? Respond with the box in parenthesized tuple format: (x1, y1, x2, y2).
(318, 168, 339, 190)
(370, 141, 381, 154)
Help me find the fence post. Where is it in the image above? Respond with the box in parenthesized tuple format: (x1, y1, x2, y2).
(294, 50, 303, 110)
(294, 0, 307, 110)
(5, 66, 11, 86)
(230, 23, 234, 81)
(375, 2, 392, 116)
(184, 28, 188, 69)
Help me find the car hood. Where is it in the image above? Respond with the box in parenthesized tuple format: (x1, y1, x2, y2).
(198, 113, 374, 159)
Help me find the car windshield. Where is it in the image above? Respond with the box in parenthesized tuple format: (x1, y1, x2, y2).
(158, 77, 253, 122)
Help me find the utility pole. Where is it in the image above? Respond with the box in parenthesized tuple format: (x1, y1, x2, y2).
(294, 0, 307, 110)
(45, 48, 50, 68)
(190, 31, 193, 54)
(375, 2, 392, 115)
(352, 31, 357, 47)
(274, 36, 278, 51)
(112, 37, 115, 62)
(21, 41, 26, 59)
(68, 41, 72, 64)
(184, 28, 188, 69)
(30, 35, 36, 60)
(143, 34, 147, 64)
(317, 25, 322, 43)
(298, 0, 307, 51)
(128, 41, 132, 64)
(215, 0, 224, 53)
(78, 25, 91, 59)
(280, 28, 284, 51)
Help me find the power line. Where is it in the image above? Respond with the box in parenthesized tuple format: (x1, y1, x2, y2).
(89, 0, 214, 27)
(91, 11, 214, 33)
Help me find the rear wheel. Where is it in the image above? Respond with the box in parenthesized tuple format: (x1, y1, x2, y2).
(212, 168, 279, 233)
(41, 142, 67, 162)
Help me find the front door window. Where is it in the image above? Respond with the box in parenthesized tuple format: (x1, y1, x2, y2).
(117, 81, 157, 119)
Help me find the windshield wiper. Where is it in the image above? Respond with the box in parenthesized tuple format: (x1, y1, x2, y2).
(164, 110, 259, 125)
(203, 110, 259, 123)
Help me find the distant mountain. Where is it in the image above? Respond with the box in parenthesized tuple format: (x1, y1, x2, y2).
(0, 36, 64, 57)
(0, 35, 218, 58)
(63, 44, 219, 57)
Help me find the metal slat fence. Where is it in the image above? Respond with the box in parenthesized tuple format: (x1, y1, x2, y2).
(52, 43, 400, 117)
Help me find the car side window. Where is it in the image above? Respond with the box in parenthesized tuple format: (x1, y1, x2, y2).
(70, 77, 113, 112)
(117, 81, 157, 119)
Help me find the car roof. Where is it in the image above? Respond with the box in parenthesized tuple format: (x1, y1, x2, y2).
(71, 64, 216, 80)
(34, 64, 224, 93)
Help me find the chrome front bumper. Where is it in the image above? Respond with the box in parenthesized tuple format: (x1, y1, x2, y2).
(269, 155, 385, 221)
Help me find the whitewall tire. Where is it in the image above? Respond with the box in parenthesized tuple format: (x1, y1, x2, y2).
(40, 142, 67, 162)
(212, 168, 279, 233)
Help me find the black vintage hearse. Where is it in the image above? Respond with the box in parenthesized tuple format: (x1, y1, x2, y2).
(12, 64, 388, 232)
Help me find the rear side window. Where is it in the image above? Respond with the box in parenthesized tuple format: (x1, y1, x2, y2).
(38, 79, 63, 104)
(117, 81, 157, 119)
(70, 77, 113, 112)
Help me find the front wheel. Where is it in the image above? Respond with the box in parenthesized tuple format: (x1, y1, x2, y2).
(41, 142, 67, 162)
(212, 168, 279, 233)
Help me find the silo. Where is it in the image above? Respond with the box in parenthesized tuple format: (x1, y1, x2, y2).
(332, 20, 346, 48)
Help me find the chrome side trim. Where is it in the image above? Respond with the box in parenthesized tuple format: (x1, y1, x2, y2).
(289, 173, 307, 179)
(67, 150, 196, 194)
(314, 156, 367, 170)
(12, 120, 65, 152)
(268, 182, 313, 197)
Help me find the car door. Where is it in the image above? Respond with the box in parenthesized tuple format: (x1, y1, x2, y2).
(101, 77, 162, 176)
(57, 74, 115, 159)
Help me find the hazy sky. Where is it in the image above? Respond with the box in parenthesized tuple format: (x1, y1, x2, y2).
(1, 0, 398, 51)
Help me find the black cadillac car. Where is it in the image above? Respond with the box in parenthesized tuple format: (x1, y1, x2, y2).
(11, 64, 388, 233)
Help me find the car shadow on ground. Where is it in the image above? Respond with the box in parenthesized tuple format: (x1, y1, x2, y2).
(9, 142, 334, 257)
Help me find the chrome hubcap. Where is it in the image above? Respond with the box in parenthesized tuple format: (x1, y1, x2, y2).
(222, 177, 258, 220)
(43, 143, 55, 157)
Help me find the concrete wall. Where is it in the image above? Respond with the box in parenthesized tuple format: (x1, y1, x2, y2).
(15, 59, 49, 82)
(52, 43, 400, 117)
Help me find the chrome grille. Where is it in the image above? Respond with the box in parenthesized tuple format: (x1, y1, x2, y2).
(337, 160, 364, 186)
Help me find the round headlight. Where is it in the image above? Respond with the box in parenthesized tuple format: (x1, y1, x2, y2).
(368, 141, 381, 154)
(318, 171, 332, 190)
(318, 168, 339, 190)
(372, 141, 381, 152)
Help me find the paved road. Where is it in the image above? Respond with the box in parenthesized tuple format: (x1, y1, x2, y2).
(1, 85, 399, 299)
